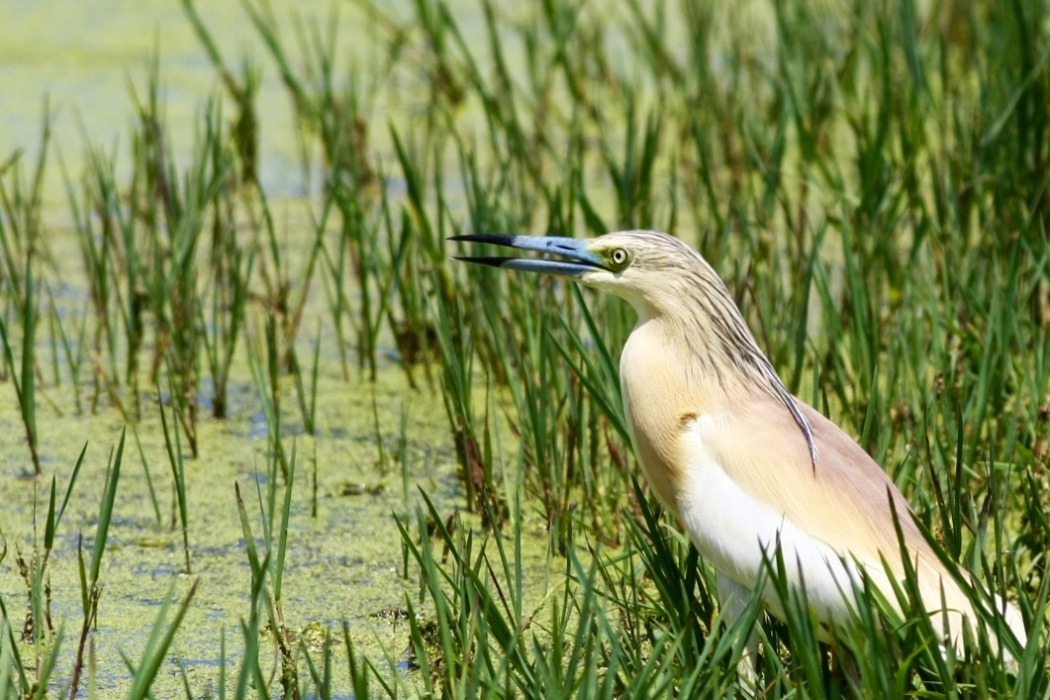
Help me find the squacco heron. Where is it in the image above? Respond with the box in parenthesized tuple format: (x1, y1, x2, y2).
(453, 229, 1027, 662)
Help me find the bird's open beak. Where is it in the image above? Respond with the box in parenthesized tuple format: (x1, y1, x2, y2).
(450, 234, 605, 278)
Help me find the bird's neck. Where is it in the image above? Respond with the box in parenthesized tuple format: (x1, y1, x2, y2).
(633, 307, 770, 393)
(620, 309, 815, 490)
(619, 315, 764, 513)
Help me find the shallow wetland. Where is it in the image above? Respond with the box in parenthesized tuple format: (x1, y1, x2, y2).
(1, 0, 1049, 697)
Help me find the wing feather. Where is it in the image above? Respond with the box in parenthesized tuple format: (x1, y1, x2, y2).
(694, 389, 1022, 646)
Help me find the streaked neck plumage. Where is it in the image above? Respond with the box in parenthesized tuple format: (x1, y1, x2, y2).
(608, 249, 814, 468)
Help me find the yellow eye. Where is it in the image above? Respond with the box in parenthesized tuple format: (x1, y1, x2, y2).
(610, 248, 630, 268)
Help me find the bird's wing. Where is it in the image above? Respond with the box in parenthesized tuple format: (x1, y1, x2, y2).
(698, 388, 933, 574)
(689, 388, 1025, 648)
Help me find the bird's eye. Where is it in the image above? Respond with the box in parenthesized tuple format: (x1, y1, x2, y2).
(609, 248, 630, 269)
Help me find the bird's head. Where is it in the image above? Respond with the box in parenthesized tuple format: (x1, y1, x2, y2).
(452, 229, 818, 460)
(451, 230, 721, 321)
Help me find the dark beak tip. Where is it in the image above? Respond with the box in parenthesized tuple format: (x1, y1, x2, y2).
(448, 233, 516, 243)
(453, 256, 512, 269)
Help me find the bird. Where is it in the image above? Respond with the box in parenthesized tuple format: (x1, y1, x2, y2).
(452, 229, 1027, 667)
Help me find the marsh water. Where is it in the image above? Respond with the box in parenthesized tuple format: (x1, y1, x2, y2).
(0, 1, 541, 695)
